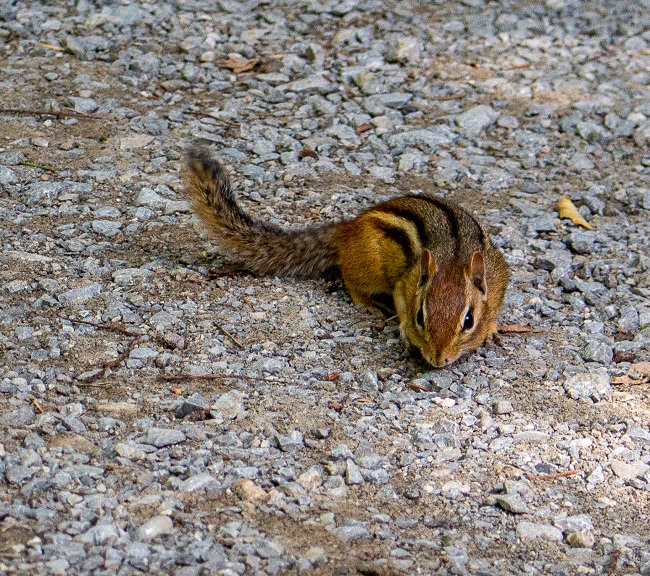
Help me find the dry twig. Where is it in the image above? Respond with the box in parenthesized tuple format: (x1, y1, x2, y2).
(18, 161, 57, 173)
(213, 321, 244, 349)
(158, 373, 291, 385)
(408, 382, 431, 392)
(0, 107, 100, 120)
(525, 470, 579, 481)
(58, 313, 140, 337)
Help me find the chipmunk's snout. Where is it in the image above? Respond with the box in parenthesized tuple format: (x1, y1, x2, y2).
(422, 350, 454, 368)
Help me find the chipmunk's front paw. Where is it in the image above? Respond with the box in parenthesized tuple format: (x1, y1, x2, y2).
(482, 321, 501, 348)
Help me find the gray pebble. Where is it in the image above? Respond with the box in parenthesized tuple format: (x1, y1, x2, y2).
(494, 400, 513, 414)
(496, 493, 529, 514)
(358, 370, 379, 392)
(333, 525, 369, 541)
(137, 515, 174, 541)
(563, 371, 612, 402)
(65, 96, 99, 113)
(143, 427, 186, 448)
(554, 514, 593, 532)
(0, 166, 17, 187)
(582, 340, 613, 364)
(455, 105, 499, 137)
(278, 75, 334, 94)
(91, 219, 122, 237)
(345, 459, 364, 485)
(211, 390, 244, 420)
(180, 473, 218, 492)
(58, 283, 103, 304)
(516, 522, 563, 542)
(276, 430, 304, 452)
(387, 127, 454, 152)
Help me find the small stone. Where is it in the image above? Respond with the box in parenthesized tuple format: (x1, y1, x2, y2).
(254, 539, 283, 558)
(176, 392, 210, 419)
(120, 135, 154, 150)
(323, 475, 347, 497)
(610, 459, 650, 481)
(496, 493, 529, 514)
(530, 215, 557, 232)
(114, 442, 146, 460)
(626, 422, 650, 444)
(618, 305, 640, 333)
(566, 530, 595, 548)
(497, 115, 519, 129)
(180, 473, 218, 493)
(95, 402, 139, 416)
(455, 105, 499, 137)
(112, 268, 153, 285)
(0, 166, 18, 187)
(345, 459, 364, 485)
(58, 283, 103, 304)
(137, 515, 173, 541)
(62, 416, 86, 433)
(586, 465, 605, 485)
(582, 340, 613, 364)
(387, 127, 454, 152)
(567, 231, 595, 254)
(494, 400, 513, 414)
(633, 120, 650, 147)
(134, 187, 169, 209)
(0, 407, 36, 426)
(642, 189, 650, 210)
(6, 465, 36, 484)
(129, 347, 159, 362)
(143, 427, 186, 448)
(278, 75, 334, 94)
(232, 478, 268, 502)
(297, 468, 323, 490)
(333, 525, 369, 542)
(65, 96, 99, 113)
(365, 92, 413, 110)
(211, 390, 244, 419)
(575, 121, 612, 144)
(563, 371, 612, 402)
(358, 370, 379, 392)
(79, 523, 119, 545)
(91, 220, 122, 237)
(441, 481, 470, 497)
(554, 514, 593, 532)
(394, 36, 421, 63)
(516, 521, 563, 542)
(276, 430, 304, 452)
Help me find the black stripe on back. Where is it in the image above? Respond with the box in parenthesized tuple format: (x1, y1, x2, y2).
(403, 195, 461, 247)
(372, 207, 428, 246)
(371, 218, 415, 265)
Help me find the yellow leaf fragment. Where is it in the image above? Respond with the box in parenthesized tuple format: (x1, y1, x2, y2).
(40, 43, 67, 51)
(217, 55, 260, 74)
(557, 196, 593, 230)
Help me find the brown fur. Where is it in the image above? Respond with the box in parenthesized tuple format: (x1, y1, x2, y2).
(182, 145, 509, 367)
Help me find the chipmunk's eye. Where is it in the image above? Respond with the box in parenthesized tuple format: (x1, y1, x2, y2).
(416, 303, 425, 329)
(462, 308, 474, 331)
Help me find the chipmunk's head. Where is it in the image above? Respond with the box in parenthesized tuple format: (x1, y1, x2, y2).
(407, 249, 490, 367)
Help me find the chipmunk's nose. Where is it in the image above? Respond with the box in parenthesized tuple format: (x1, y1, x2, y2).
(430, 354, 448, 368)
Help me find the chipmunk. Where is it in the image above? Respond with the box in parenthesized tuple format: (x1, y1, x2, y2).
(183, 145, 509, 367)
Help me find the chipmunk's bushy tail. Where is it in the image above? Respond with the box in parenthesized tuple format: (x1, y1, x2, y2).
(183, 145, 340, 277)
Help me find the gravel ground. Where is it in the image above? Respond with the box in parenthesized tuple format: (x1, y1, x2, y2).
(1, 1, 650, 574)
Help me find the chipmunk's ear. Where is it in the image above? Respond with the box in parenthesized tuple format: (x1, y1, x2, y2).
(419, 249, 438, 287)
(466, 251, 486, 295)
